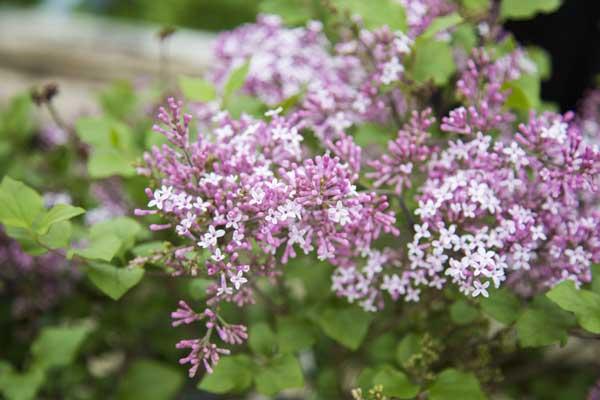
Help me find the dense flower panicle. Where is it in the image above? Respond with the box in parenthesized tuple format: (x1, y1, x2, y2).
(141, 14, 600, 379)
(142, 97, 399, 375)
(368, 108, 437, 194)
(407, 112, 600, 297)
(211, 16, 418, 141)
(441, 49, 529, 135)
(212, 15, 350, 106)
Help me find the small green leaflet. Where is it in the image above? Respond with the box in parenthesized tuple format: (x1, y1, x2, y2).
(428, 369, 486, 400)
(85, 262, 145, 300)
(178, 76, 217, 102)
(314, 306, 374, 350)
(198, 355, 254, 394)
(546, 280, 600, 334)
(223, 60, 251, 102)
(0, 176, 44, 229)
(254, 354, 304, 396)
(500, 0, 562, 20)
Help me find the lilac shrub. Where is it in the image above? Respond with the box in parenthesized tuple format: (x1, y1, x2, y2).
(133, 6, 600, 386)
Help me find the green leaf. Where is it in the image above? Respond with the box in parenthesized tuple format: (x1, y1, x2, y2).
(546, 280, 600, 334)
(4, 220, 72, 255)
(178, 76, 217, 102)
(198, 355, 253, 394)
(98, 80, 137, 120)
(276, 316, 316, 353)
(71, 235, 122, 262)
(0, 176, 43, 229)
(76, 117, 137, 178)
(37, 220, 73, 250)
(503, 74, 541, 111)
(411, 38, 456, 86)
(31, 321, 94, 370)
(452, 25, 477, 52)
(254, 353, 304, 396)
(332, 0, 407, 32)
(131, 241, 167, 257)
(314, 306, 374, 350)
(75, 117, 132, 149)
(223, 61, 251, 101)
(421, 13, 463, 39)
(225, 95, 265, 119)
(373, 365, 420, 399)
(0, 366, 45, 400)
(34, 204, 85, 235)
(527, 46, 552, 80)
(428, 369, 486, 400)
(500, 0, 562, 20)
(0, 94, 34, 141)
(90, 217, 142, 254)
(85, 262, 144, 300)
(460, 0, 490, 13)
(259, 0, 314, 25)
(516, 296, 575, 347)
(88, 148, 136, 178)
(117, 360, 183, 400)
(249, 322, 277, 356)
(367, 333, 397, 363)
(591, 264, 600, 294)
(480, 288, 521, 324)
(396, 333, 421, 365)
(357, 367, 378, 392)
(450, 300, 479, 325)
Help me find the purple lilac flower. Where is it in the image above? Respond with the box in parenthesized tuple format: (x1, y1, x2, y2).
(143, 13, 600, 377)
(402, 112, 600, 298)
(210, 16, 415, 140)
(368, 108, 437, 195)
(441, 48, 528, 135)
(139, 98, 398, 375)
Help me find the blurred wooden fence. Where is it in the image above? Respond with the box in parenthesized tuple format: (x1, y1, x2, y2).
(0, 8, 215, 114)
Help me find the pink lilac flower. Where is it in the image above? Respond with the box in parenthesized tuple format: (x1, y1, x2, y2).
(141, 12, 600, 378)
(368, 108, 437, 194)
(210, 16, 416, 140)
(139, 98, 398, 375)
(404, 113, 600, 298)
(441, 48, 529, 135)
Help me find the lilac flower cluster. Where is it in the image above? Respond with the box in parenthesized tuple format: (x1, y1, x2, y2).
(212, 14, 348, 106)
(211, 16, 415, 140)
(139, 15, 600, 377)
(441, 49, 529, 135)
(138, 98, 398, 375)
